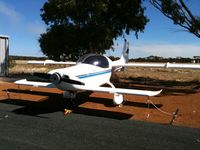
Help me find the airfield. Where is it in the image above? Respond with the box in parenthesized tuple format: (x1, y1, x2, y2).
(4, 62, 200, 128)
(0, 79, 200, 149)
(0, 64, 200, 149)
(0, 77, 200, 128)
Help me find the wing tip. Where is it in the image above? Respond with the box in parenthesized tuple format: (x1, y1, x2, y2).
(14, 79, 27, 84)
(149, 89, 163, 96)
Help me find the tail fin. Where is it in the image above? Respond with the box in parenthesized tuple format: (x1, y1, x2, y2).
(112, 40, 129, 70)
(120, 39, 129, 64)
(112, 40, 129, 66)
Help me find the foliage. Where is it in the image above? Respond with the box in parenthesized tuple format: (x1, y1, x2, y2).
(39, 0, 148, 60)
(150, 0, 200, 38)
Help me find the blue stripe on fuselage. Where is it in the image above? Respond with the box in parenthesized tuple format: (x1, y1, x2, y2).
(77, 69, 111, 79)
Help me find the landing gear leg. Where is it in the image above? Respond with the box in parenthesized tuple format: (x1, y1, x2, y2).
(107, 81, 115, 88)
(107, 81, 124, 107)
(63, 91, 76, 115)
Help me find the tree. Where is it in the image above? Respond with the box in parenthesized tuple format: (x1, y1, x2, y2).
(39, 0, 148, 60)
(150, 0, 200, 38)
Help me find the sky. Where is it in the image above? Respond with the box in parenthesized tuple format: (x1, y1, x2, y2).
(0, 0, 200, 58)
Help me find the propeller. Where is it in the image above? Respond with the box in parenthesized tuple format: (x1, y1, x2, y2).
(30, 72, 84, 85)
(32, 72, 51, 79)
(61, 75, 85, 85)
(50, 73, 85, 85)
(27, 72, 51, 82)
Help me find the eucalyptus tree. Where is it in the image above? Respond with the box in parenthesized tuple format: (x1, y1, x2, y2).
(39, 0, 148, 60)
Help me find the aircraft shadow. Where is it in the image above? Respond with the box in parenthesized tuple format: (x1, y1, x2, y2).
(80, 96, 162, 109)
(0, 97, 65, 118)
(73, 107, 133, 120)
(3, 89, 59, 97)
(0, 91, 134, 120)
(68, 92, 162, 119)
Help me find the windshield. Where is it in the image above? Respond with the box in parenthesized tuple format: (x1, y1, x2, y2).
(77, 54, 109, 68)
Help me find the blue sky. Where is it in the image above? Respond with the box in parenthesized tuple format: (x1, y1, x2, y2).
(0, 0, 199, 58)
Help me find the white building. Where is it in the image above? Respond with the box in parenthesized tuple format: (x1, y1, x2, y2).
(0, 35, 9, 76)
(193, 56, 200, 63)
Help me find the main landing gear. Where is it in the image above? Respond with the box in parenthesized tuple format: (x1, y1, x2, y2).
(63, 91, 76, 115)
(107, 81, 124, 107)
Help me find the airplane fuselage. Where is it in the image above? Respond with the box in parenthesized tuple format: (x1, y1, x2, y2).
(48, 55, 113, 92)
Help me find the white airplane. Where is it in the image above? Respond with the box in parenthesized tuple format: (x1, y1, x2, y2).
(15, 40, 200, 106)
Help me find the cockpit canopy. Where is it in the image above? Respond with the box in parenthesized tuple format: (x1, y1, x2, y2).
(77, 54, 109, 68)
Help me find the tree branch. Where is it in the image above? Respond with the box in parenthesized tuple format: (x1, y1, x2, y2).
(150, 0, 200, 38)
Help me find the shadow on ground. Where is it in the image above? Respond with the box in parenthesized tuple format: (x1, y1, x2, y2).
(1, 90, 134, 120)
(1, 78, 199, 123)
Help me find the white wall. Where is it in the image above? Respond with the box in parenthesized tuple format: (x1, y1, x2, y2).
(0, 35, 9, 76)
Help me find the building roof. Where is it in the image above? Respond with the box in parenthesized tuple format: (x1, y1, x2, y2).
(193, 56, 200, 59)
(0, 35, 9, 39)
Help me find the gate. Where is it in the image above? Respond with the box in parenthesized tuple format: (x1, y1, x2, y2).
(0, 35, 9, 76)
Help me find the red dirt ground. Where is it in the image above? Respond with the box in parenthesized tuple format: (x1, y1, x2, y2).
(0, 81, 200, 128)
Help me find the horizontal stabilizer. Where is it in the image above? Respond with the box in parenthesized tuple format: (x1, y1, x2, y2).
(166, 63, 200, 69)
(28, 60, 76, 65)
(113, 62, 200, 69)
(15, 79, 55, 88)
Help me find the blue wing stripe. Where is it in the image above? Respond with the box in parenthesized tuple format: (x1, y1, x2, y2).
(77, 69, 111, 79)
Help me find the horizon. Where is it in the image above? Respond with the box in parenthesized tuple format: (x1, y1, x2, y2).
(9, 53, 198, 60)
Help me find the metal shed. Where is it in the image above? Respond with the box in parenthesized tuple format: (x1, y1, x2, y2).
(0, 35, 9, 76)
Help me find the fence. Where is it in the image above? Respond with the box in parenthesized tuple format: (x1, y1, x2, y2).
(0, 35, 9, 76)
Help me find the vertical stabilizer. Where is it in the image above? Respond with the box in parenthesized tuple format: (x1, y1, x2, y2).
(112, 40, 129, 67)
(120, 39, 129, 64)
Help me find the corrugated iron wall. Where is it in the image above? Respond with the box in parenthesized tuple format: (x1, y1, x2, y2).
(0, 35, 9, 76)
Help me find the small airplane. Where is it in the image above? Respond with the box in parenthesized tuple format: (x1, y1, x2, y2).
(15, 40, 200, 106)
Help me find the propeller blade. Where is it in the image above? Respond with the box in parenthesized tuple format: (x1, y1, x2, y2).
(61, 76, 85, 85)
(29, 72, 84, 85)
(27, 72, 52, 82)
(32, 72, 51, 79)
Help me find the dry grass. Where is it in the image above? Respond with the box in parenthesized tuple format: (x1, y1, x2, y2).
(113, 67, 200, 82)
(111, 67, 200, 92)
(9, 60, 69, 76)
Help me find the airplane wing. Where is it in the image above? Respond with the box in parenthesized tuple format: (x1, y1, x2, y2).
(28, 60, 76, 65)
(15, 79, 55, 88)
(14, 79, 161, 96)
(77, 85, 162, 97)
(113, 62, 200, 69)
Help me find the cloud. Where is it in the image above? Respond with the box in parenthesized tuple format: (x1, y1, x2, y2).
(132, 43, 200, 58)
(108, 41, 200, 58)
(0, 1, 22, 23)
(0, 1, 46, 36)
(27, 21, 46, 36)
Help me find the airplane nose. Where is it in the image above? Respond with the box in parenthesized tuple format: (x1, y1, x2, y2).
(50, 73, 61, 84)
(50, 73, 84, 85)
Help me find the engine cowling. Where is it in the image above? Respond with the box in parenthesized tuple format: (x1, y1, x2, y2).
(113, 93, 123, 105)
(50, 73, 61, 85)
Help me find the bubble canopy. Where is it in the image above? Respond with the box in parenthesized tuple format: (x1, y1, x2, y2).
(77, 54, 109, 68)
